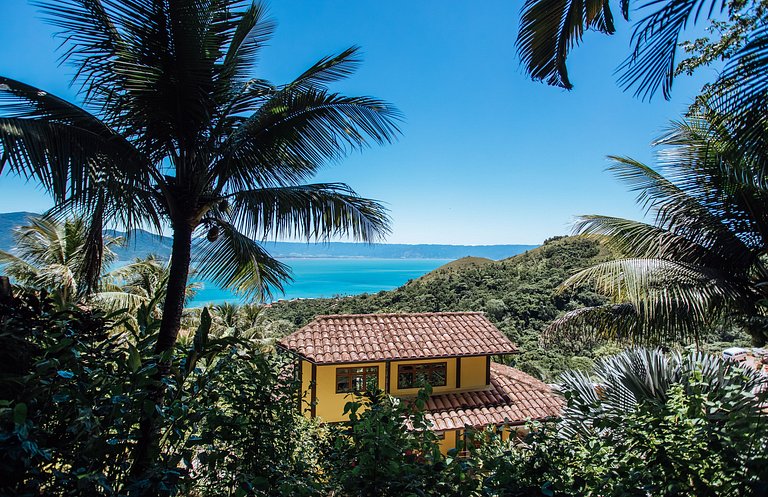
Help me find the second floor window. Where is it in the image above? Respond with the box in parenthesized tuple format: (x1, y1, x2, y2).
(336, 366, 379, 393)
(397, 362, 447, 389)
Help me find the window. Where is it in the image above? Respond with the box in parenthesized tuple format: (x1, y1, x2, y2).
(397, 362, 447, 389)
(336, 366, 379, 393)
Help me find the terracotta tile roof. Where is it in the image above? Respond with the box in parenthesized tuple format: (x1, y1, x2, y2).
(424, 363, 563, 431)
(278, 312, 518, 364)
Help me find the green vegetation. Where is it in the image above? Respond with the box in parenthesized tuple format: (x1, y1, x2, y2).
(1, 0, 767, 494)
(0, 216, 122, 306)
(516, 0, 768, 103)
(3, 287, 764, 495)
(0, 0, 401, 484)
(481, 348, 768, 496)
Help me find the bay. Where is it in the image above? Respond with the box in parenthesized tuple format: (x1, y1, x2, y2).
(188, 258, 452, 306)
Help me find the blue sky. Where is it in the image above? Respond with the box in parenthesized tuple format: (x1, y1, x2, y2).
(0, 0, 714, 244)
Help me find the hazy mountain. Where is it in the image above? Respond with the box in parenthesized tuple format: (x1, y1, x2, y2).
(0, 212, 537, 261)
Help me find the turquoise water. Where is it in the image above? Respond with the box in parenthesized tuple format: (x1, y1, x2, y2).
(188, 258, 452, 306)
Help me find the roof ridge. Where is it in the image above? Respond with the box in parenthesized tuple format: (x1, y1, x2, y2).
(312, 311, 486, 319)
(491, 362, 550, 391)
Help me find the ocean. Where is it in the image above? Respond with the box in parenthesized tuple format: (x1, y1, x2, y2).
(188, 258, 451, 306)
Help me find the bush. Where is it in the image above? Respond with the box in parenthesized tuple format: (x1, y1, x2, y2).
(0, 289, 324, 496)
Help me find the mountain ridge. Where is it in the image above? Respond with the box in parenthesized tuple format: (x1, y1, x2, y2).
(0, 212, 538, 261)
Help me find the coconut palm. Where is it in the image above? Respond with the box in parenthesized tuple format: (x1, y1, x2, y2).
(97, 254, 200, 312)
(547, 109, 768, 346)
(0, 0, 399, 481)
(0, 0, 399, 357)
(0, 216, 122, 306)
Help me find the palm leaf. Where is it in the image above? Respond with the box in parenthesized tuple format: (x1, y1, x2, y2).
(516, 0, 617, 89)
(219, 88, 402, 190)
(193, 218, 291, 301)
(227, 183, 390, 242)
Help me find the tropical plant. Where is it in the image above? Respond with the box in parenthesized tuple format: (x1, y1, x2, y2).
(547, 108, 768, 345)
(483, 348, 768, 496)
(557, 347, 767, 436)
(0, 0, 399, 350)
(0, 0, 399, 479)
(0, 285, 324, 496)
(322, 387, 447, 497)
(0, 216, 121, 305)
(515, 0, 768, 102)
(97, 254, 200, 313)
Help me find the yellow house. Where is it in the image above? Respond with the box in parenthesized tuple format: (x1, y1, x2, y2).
(278, 312, 562, 453)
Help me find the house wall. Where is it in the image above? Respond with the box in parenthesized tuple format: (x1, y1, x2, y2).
(300, 359, 313, 415)
(438, 430, 457, 453)
(458, 356, 488, 389)
(299, 356, 493, 430)
(304, 360, 387, 422)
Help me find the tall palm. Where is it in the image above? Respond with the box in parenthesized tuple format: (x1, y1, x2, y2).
(0, 216, 121, 306)
(547, 109, 768, 345)
(0, 0, 399, 357)
(0, 1, 399, 482)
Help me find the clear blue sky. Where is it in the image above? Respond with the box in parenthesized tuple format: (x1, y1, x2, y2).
(0, 0, 714, 244)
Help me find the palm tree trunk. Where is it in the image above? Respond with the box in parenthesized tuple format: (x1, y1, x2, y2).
(156, 223, 193, 353)
(130, 223, 193, 487)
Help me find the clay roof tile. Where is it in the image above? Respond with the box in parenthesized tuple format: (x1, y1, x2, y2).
(278, 312, 517, 364)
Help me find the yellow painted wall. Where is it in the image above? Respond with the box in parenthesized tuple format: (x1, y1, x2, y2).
(300, 356, 493, 432)
(438, 430, 458, 454)
(459, 356, 488, 389)
(300, 359, 313, 416)
(311, 361, 387, 422)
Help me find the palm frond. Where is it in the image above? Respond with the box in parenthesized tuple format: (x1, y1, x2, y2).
(288, 46, 364, 91)
(226, 183, 390, 242)
(516, 0, 617, 90)
(551, 258, 752, 344)
(617, 0, 726, 99)
(604, 156, 758, 266)
(707, 26, 768, 146)
(219, 88, 401, 190)
(193, 218, 291, 301)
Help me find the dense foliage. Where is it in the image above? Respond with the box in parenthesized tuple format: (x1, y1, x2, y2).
(2, 286, 765, 496)
(0, 289, 322, 496)
(490, 349, 768, 496)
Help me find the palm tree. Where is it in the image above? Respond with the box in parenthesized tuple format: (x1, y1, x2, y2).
(547, 109, 768, 346)
(0, 216, 121, 306)
(0, 0, 400, 481)
(0, 0, 399, 356)
(97, 254, 200, 312)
